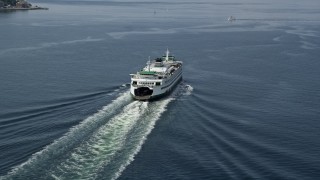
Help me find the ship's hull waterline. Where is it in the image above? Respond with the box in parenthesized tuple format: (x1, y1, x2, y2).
(131, 74, 183, 101)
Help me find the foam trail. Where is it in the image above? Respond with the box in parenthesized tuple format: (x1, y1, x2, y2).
(107, 28, 176, 39)
(0, 37, 104, 55)
(183, 84, 194, 96)
(236, 18, 320, 22)
(48, 101, 147, 179)
(2, 84, 186, 180)
(2, 91, 132, 180)
(109, 98, 173, 180)
(2, 91, 174, 180)
(170, 82, 194, 98)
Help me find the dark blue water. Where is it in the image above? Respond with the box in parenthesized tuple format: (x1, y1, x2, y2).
(1, 0, 320, 179)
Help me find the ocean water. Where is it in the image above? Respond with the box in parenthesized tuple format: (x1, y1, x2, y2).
(1, 0, 320, 179)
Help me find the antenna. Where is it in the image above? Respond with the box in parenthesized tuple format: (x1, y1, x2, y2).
(165, 48, 169, 61)
(147, 56, 151, 71)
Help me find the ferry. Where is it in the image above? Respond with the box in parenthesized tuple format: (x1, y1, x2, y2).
(130, 49, 183, 100)
(228, 16, 236, 22)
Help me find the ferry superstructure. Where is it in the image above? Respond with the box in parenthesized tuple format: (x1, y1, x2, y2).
(130, 49, 183, 100)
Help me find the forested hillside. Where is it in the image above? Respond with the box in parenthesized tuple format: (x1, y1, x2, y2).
(1, 0, 17, 6)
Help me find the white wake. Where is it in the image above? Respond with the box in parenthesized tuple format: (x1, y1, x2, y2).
(2, 91, 174, 180)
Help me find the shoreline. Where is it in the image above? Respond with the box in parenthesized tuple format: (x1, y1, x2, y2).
(0, 7, 48, 11)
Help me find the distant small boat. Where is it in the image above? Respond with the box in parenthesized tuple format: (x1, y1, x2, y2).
(228, 16, 236, 22)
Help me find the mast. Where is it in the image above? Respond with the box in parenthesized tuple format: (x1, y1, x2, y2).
(165, 48, 170, 61)
(147, 56, 151, 71)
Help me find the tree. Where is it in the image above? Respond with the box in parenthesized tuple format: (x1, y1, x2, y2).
(1, 0, 18, 6)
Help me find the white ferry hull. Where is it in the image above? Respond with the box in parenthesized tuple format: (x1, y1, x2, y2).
(130, 49, 183, 101)
(130, 67, 182, 101)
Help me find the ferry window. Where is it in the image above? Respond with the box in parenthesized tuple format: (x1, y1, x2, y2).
(156, 82, 161, 86)
(132, 81, 137, 85)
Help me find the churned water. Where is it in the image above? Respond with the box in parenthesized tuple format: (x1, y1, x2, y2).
(1, 0, 320, 179)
